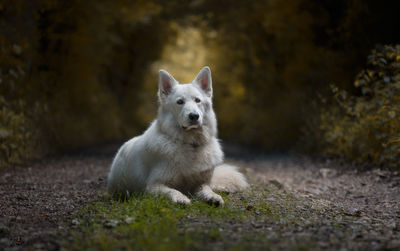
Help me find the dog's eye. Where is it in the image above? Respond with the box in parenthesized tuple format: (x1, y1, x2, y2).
(177, 99, 184, 105)
(195, 98, 201, 103)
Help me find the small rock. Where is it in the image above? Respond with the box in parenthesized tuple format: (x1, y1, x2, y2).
(71, 219, 80, 226)
(104, 219, 119, 228)
(33, 243, 46, 249)
(318, 241, 329, 247)
(266, 197, 276, 202)
(125, 217, 135, 224)
(388, 221, 397, 230)
(372, 169, 388, 179)
(319, 168, 337, 178)
(351, 233, 363, 240)
(245, 205, 254, 211)
(234, 226, 242, 232)
(269, 179, 284, 189)
(344, 208, 362, 217)
(251, 222, 262, 228)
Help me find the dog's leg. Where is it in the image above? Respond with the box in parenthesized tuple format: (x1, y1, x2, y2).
(195, 184, 224, 206)
(146, 184, 191, 205)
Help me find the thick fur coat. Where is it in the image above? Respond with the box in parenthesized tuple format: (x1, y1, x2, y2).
(107, 67, 248, 205)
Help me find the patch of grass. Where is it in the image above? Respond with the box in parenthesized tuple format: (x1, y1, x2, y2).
(66, 186, 327, 250)
(67, 192, 255, 250)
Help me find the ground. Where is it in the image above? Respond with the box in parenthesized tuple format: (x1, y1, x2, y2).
(0, 144, 399, 250)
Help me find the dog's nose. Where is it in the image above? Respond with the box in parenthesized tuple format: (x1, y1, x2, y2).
(189, 113, 199, 121)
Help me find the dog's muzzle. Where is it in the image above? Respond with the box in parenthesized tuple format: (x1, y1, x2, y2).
(182, 112, 201, 130)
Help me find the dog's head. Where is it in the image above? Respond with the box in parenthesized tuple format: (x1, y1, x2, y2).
(157, 66, 213, 131)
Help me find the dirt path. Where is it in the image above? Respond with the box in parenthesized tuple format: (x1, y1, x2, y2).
(1, 145, 399, 250)
(0, 147, 113, 250)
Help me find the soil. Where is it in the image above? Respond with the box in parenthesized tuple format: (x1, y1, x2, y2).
(0, 146, 114, 251)
(1, 144, 399, 250)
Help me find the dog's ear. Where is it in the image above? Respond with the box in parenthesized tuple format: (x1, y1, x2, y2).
(193, 66, 212, 97)
(158, 69, 177, 97)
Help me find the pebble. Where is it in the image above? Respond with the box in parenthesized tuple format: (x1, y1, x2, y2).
(269, 180, 284, 189)
(319, 168, 337, 178)
(251, 222, 263, 228)
(344, 208, 362, 217)
(71, 219, 80, 226)
(104, 219, 119, 228)
(125, 217, 135, 224)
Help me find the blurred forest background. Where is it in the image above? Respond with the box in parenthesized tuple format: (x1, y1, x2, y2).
(1, 0, 400, 169)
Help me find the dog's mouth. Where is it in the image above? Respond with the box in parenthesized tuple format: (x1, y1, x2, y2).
(182, 124, 200, 130)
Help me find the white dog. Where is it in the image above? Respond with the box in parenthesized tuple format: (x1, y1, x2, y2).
(107, 66, 248, 205)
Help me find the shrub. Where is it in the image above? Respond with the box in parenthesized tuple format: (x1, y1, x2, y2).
(307, 45, 400, 168)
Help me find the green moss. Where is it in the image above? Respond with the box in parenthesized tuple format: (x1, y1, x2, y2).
(66, 186, 329, 250)
(67, 193, 253, 251)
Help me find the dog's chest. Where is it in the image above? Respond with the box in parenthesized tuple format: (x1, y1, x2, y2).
(173, 142, 221, 169)
(167, 168, 213, 193)
(163, 145, 219, 192)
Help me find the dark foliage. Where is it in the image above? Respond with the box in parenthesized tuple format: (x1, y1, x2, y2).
(1, 0, 399, 167)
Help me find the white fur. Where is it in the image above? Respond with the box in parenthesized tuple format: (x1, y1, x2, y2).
(210, 164, 249, 193)
(107, 66, 248, 205)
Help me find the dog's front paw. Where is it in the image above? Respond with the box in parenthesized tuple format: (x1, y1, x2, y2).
(205, 193, 224, 206)
(171, 193, 191, 205)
